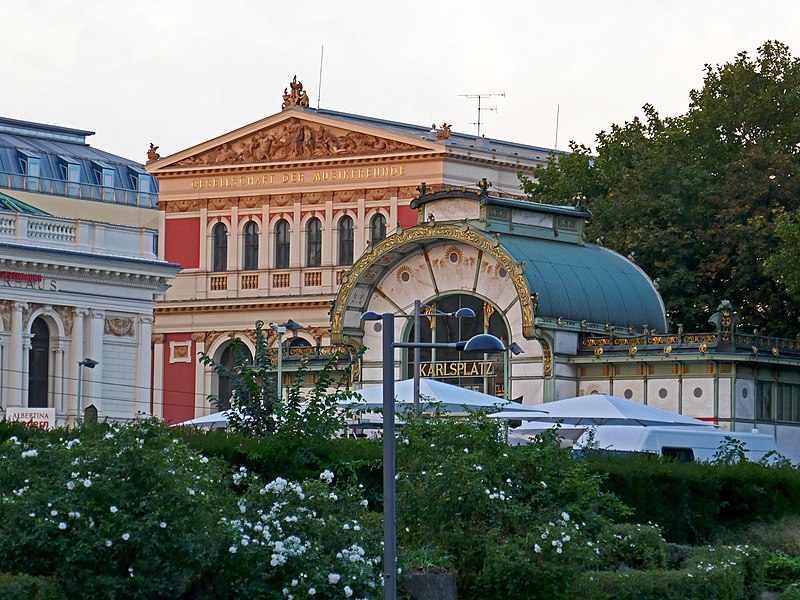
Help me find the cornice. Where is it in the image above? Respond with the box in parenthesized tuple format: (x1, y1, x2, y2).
(154, 298, 335, 315)
(153, 150, 446, 179)
(0, 257, 173, 289)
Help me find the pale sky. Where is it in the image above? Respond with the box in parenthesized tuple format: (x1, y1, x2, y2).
(3, 1, 799, 163)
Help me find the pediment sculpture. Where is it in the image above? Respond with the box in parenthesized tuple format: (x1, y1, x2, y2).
(174, 119, 422, 167)
(282, 75, 310, 109)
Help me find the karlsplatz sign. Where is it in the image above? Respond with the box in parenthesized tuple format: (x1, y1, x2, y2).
(418, 360, 495, 378)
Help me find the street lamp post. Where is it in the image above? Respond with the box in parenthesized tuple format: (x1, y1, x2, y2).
(410, 302, 476, 414)
(269, 320, 303, 400)
(76, 358, 98, 420)
(361, 310, 506, 600)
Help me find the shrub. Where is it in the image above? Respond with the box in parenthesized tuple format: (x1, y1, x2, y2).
(197, 320, 356, 439)
(766, 553, 800, 591)
(395, 414, 629, 597)
(594, 523, 667, 571)
(572, 544, 764, 600)
(208, 468, 383, 599)
(583, 452, 800, 544)
(0, 420, 232, 599)
(0, 573, 65, 600)
(0, 420, 382, 599)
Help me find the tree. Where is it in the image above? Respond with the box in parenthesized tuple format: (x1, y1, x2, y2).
(522, 41, 800, 337)
(198, 320, 355, 438)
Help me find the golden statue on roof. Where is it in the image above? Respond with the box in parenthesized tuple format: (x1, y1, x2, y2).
(282, 75, 310, 109)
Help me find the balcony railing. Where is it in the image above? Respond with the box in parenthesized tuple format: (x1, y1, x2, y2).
(0, 171, 158, 209)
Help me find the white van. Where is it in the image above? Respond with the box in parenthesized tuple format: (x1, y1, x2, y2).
(572, 425, 778, 463)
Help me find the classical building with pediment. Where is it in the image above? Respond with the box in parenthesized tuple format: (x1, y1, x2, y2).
(147, 77, 553, 423)
(0, 117, 178, 425)
(150, 79, 800, 460)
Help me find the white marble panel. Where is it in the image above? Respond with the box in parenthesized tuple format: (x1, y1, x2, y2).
(578, 380, 608, 397)
(424, 199, 480, 222)
(427, 243, 482, 295)
(718, 378, 732, 419)
(375, 251, 436, 310)
(614, 379, 645, 403)
(475, 256, 519, 313)
(735, 379, 755, 421)
(515, 378, 544, 406)
(647, 379, 679, 413)
(682, 378, 714, 419)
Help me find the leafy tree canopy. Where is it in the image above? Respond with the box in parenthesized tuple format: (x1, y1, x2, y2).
(521, 41, 800, 337)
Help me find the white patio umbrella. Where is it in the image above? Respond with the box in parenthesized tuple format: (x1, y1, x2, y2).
(172, 410, 231, 429)
(498, 394, 712, 427)
(342, 378, 547, 414)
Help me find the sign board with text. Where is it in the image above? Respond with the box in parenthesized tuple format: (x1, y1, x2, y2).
(4, 407, 56, 429)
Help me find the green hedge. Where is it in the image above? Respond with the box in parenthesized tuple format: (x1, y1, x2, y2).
(583, 453, 800, 544)
(0, 574, 64, 600)
(572, 545, 764, 600)
(176, 428, 384, 503)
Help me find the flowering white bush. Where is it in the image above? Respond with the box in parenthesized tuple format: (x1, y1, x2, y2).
(215, 467, 382, 599)
(0, 420, 382, 600)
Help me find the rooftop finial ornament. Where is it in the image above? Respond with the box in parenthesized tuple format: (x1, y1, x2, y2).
(147, 143, 160, 162)
(436, 123, 452, 140)
(281, 75, 310, 109)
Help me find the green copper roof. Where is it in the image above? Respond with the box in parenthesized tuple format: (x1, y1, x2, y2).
(0, 191, 51, 216)
(498, 233, 668, 331)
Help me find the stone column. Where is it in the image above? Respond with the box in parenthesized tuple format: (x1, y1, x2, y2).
(193, 333, 206, 417)
(7, 302, 27, 408)
(229, 205, 239, 272)
(84, 310, 105, 416)
(356, 196, 366, 253)
(68, 308, 88, 421)
(261, 204, 270, 268)
(137, 315, 154, 417)
(152, 333, 165, 419)
(323, 198, 334, 266)
(198, 207, 208, 270)
(291, 201, 302, 268)
(52, 342, 66, 414)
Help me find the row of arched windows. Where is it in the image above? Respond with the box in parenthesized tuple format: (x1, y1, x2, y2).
(211, 214, 387, 272)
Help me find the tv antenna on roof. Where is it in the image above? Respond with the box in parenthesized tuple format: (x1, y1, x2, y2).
(459, 92, 505, 137)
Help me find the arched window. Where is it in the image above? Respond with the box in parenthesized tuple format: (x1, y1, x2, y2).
(404, 294, 509, 397)
(28, 317, 50, 408)
(338, 215, 354, 265)
(243, 221, 259, 271)
(217, 343, 253, 410)
(306, 217, 322, 267)
(274, 219, 290, 269)
(212, 223, 228, 272)
(370, 213, 387, 244)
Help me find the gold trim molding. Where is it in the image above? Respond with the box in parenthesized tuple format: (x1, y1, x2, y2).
(330, 223, 534, 343)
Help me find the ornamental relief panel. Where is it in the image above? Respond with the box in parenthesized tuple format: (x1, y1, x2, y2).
(333, 190, 357, 203)
(104, 317, 135, 337)
(165, 199, 202, 213)
(55, 306, 74, 335)
(302, 192, 330, 205)
(174, 118, 424, 167)
(271, 193, 298, 207)
(208, 197, 234, 211)
(366, 188, 391, 201)
(239, 196, 265, 209)
(0, 301, 11, 330)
